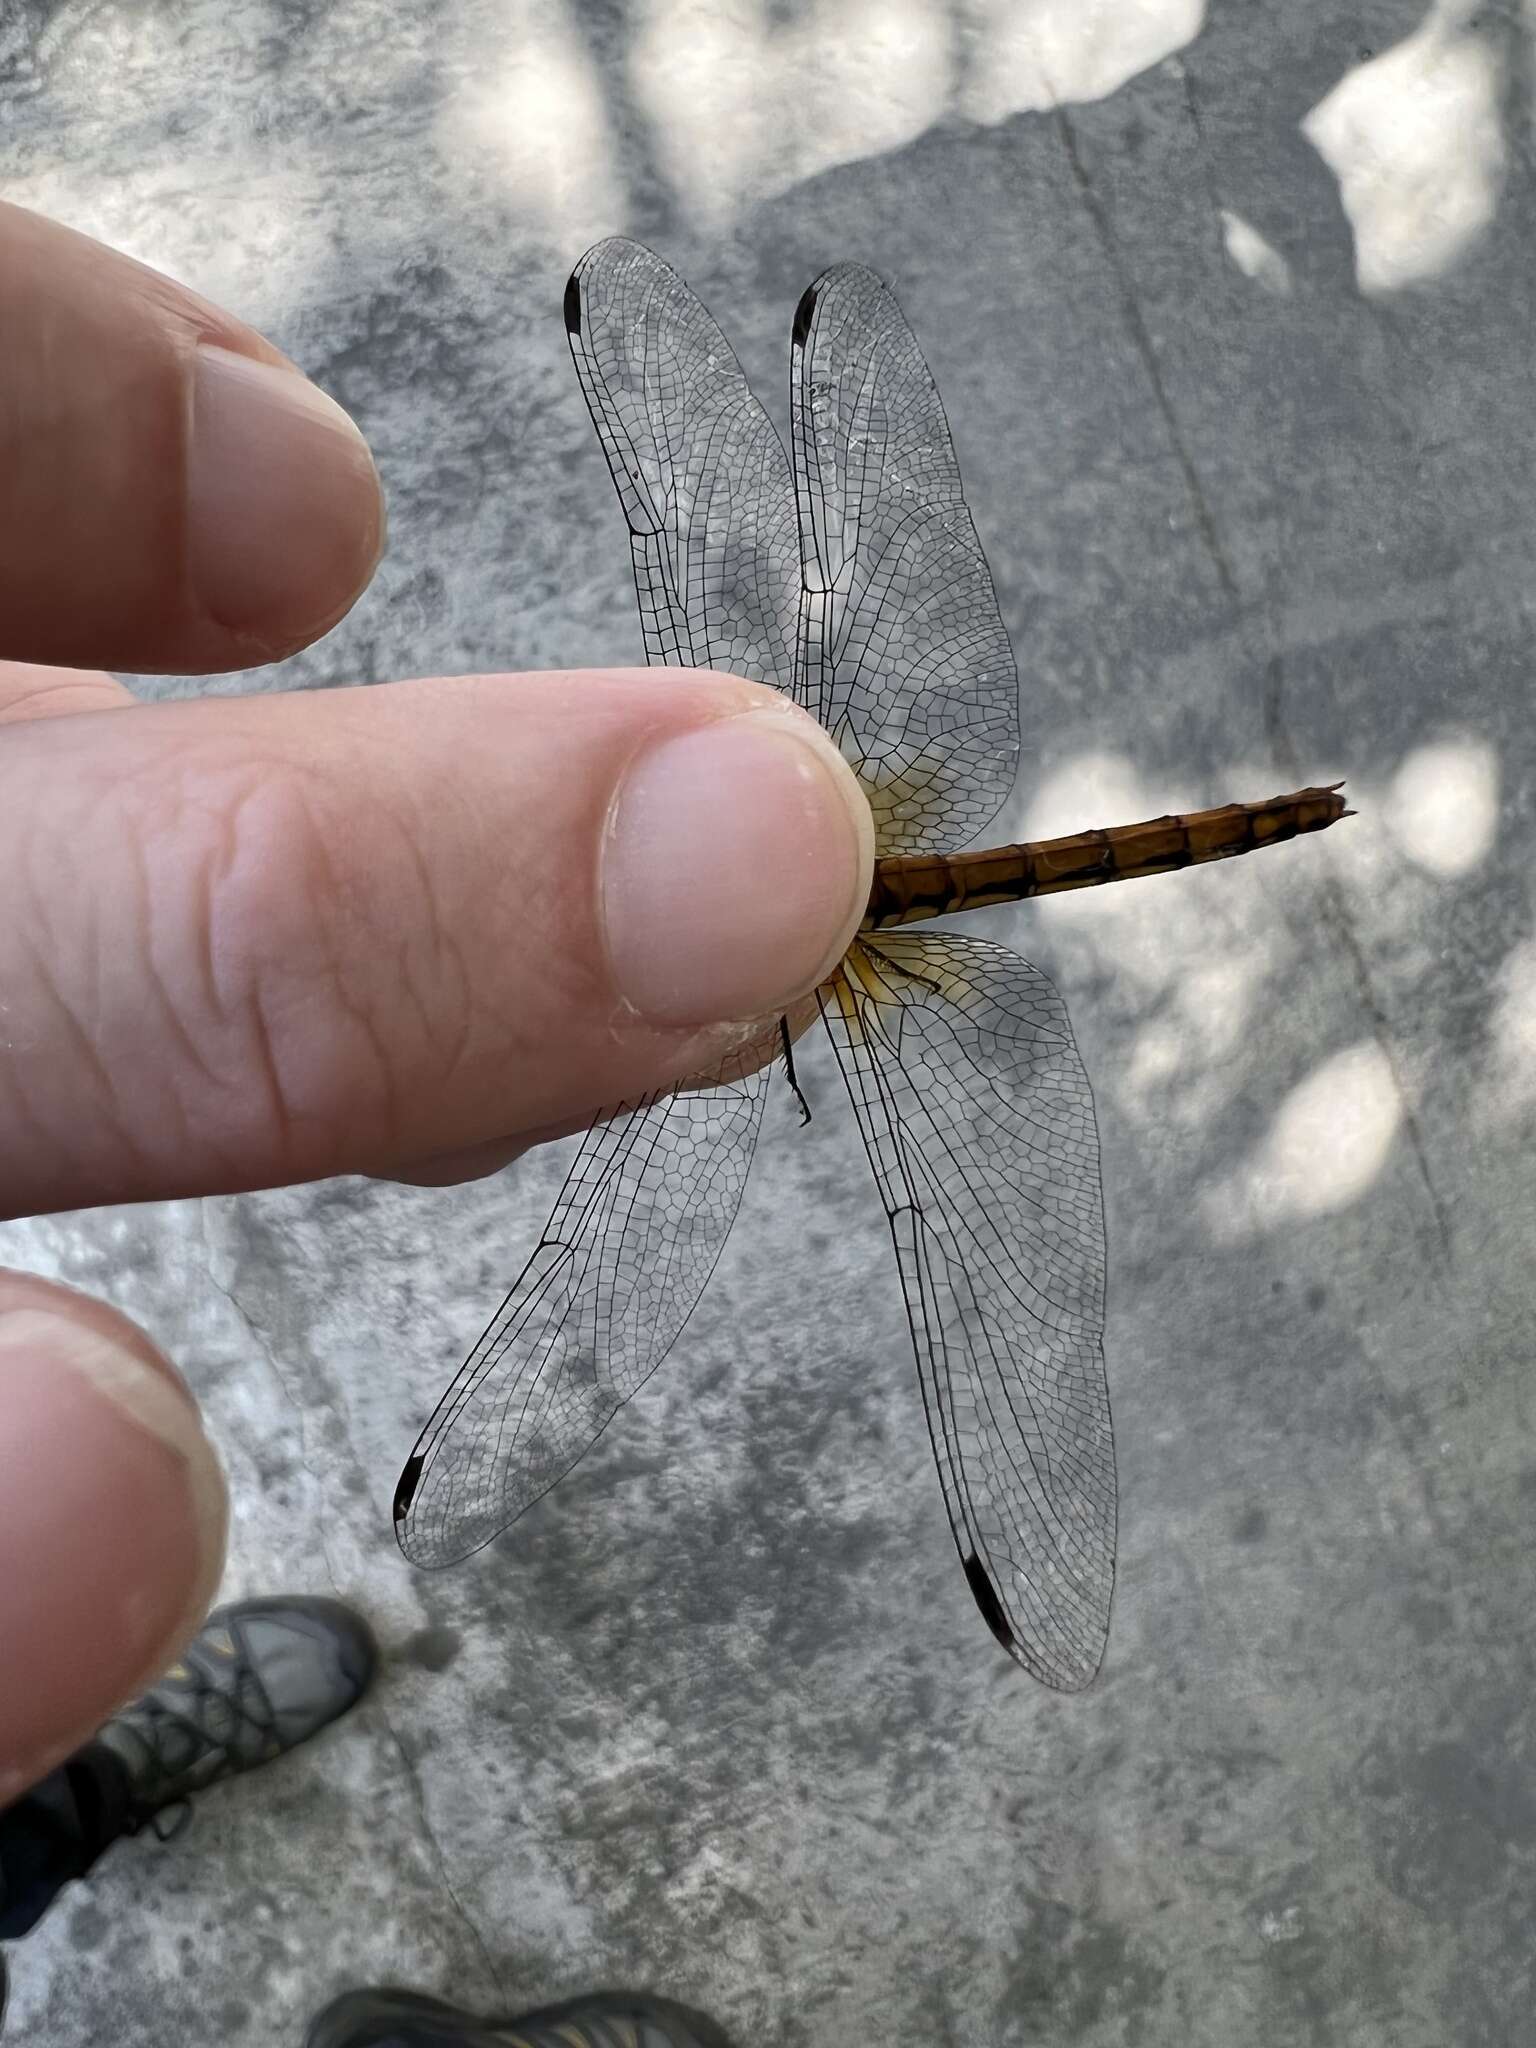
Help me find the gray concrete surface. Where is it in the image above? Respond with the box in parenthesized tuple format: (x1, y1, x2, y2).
(4, 1, 1536, 2042)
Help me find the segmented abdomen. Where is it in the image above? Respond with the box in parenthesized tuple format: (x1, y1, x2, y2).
(864, 784, 1348, 929)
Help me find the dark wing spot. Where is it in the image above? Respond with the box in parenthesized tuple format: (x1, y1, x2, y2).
(791, 282, 818, 349)
(563, 273, 582, 335)
(964, 1551, 1017, 1653)
(394, 1452, 425, 1522)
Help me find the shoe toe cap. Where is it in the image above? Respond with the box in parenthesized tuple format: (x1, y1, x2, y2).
(212, 1595, 379, 1738)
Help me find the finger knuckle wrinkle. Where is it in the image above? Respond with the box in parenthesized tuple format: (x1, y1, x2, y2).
(193, 762, 376, 1165)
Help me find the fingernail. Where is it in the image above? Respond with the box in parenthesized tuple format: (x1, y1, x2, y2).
(603, 709, 874, 1025)
(189, 346, 385, 645)
(0, 1308, 228, 1590)
(0, 1310, 228, 1780)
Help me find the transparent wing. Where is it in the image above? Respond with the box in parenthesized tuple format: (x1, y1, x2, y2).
(565, 236, 800, 690)
(791, 263, 1020, 855)
(395, 1069, 768, 1565)
(820, 932, 1114, 1687)
(397, 240, 801, 1566)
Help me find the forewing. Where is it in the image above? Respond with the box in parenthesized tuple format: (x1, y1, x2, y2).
(395, 1068, 768, 1565)
(820, 933, 1114, 1687)
(791, 263, 1020, 854)
(397, 241, 797, 1566)
(566, 236, 800, 690)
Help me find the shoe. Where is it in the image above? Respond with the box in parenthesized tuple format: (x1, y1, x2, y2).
(96, 1595, 377, 1828)
(305, 1987, 735, 2048)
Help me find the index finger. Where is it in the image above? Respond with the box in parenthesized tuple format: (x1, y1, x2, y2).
(0, 202, 384, 673)
(0, 667, 874, 1218)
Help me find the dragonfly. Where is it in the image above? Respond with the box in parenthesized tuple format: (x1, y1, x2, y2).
(393, 237, 1347, 1690)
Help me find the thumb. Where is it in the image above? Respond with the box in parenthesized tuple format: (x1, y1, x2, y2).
(0, 1272, 227, 1797)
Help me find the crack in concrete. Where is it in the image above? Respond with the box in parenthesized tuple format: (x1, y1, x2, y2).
(1049, 101, 1453, 1273)
(195, 1218, 508, 2004)
(1052, 99, 1240, 606)
(378, 1699, 511, 2009)
(195, 1213, 345, 1598)
(1262, 653, 1455, 1275)
(1172, 57, 1231, 264)
(1046, 101, 1454, 1538)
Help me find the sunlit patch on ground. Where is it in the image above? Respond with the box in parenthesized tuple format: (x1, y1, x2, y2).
(444, 10, 622, 251)
(1200, 1041, 1401, 1240)
(1384, 738, 1497, 880)
(1020, 753, 1310, 1133)
(629, 0, 955, 230)
(1478, 938, 1536, 1128)
(1303, 0, 1507, 293)
(954, 0, 1206, 124)
(1219, 210, 1291, 296)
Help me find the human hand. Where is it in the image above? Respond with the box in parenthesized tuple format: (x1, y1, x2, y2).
(0, 203, 873, 1796)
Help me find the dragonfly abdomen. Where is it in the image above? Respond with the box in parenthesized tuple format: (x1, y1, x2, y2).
(864, 783, 1349, 929)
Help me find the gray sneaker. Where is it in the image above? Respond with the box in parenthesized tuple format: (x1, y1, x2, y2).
(305, 1988, 735, 2048)
(96, 1595, 377, 1829)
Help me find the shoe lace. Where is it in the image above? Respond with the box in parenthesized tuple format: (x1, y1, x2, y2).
(143, 1802, 193, 1844)
(113, 1623, 277, 1832)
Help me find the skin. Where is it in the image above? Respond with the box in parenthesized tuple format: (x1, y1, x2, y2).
(0, 202, 874, 1793)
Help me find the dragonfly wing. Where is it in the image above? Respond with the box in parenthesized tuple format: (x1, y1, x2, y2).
(820, 932, 1114, 1688)
(791, 263, 1020, 853)
(566, 237, 800, 692)
(398, 244, 800, 1567)
(395, 1066, 769, 1565)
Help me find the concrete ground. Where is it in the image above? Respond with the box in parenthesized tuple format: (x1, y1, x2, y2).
(4, 1, 1535, 2041)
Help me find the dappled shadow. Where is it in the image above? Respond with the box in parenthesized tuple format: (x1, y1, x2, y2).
(6, 5, 1536, 2046)
(419, 0, 1526, 291)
